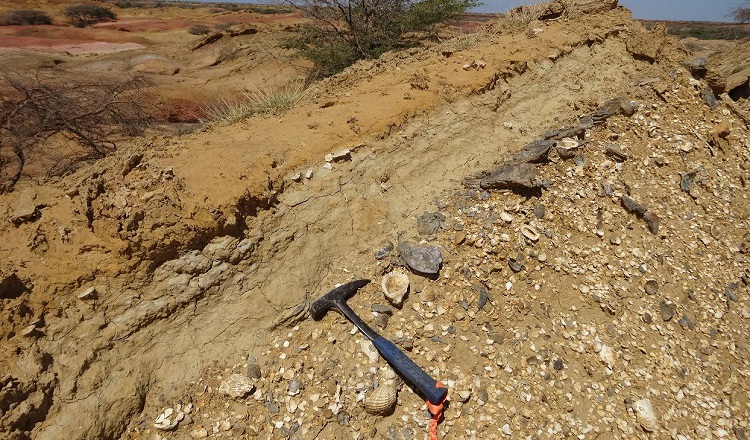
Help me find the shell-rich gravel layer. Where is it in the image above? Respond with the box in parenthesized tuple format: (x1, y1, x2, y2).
(126, 73, 749, 439)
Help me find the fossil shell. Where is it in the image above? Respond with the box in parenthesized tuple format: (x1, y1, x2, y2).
(381, 269, 409, 306)
(521, 225, 540, 242)
(364, 382, 397, 415)
(633, 398, 658, 432)
(218, 373, 256, 398)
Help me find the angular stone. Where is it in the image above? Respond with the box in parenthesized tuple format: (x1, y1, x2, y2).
(397, 242, 442, 274)
(510, 139, 554, 164)
(10, 189, 40, 226)
(604, 143, 628, 162)
(621, 196, 647, 217)
(464, 163, 540, 192)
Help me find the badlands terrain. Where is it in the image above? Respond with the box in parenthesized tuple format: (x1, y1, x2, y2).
(0, 0, 749, 439)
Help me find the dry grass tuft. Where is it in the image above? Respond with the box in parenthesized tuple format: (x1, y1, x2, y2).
(202, 80, 312, 124)
(489, 0, 580, 32)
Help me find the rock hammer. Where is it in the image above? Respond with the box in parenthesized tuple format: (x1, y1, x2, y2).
(310, 279, 448, 405)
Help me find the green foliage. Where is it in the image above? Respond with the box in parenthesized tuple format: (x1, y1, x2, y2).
(401, 0, 478, 32)
(63, 4, 117, 28)
(0, 10, 53, 26)
(659, 22, 750, 41)
(291, 0, 479, 78)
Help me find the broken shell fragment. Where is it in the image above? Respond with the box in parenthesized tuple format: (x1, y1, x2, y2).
(633, 398, 658, 432)
(364, 382, 397, 415)
(521, 225, 540, 242)
(218, 373, 256, 398)
(381, 269, 410, 306)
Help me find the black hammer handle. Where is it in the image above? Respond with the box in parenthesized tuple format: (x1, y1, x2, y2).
(372, 336, 448, 404)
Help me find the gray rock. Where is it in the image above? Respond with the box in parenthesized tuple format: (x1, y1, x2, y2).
(374, 242, 393, 260)
(725, 284, 738, 302)
(644, 280, 659, 295)
(621, 196, 647, 217)
(397, 242, 442, 274)
(373, 313, 389, 330)
(659, 301, 675, 322)
(508, 258, 524, 273)
(700, 86, 718, 109)
(643, 212, 660, 235)
(680, 170, 699, 193)
(464, 163, 540, 192)
(593, 97, 638, 123)
(553, 358, 564, 371)
(533, 204, 546, 219)
(371, 304, 393, 315)
(678, 314, 695, 330)
(509, 139, 554, 164)
(604, 143, 628, 162)
(682, 57, 708, 75)
(417, 212, 446, 235)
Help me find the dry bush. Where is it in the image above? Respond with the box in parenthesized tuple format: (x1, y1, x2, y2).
(733, 2, 750, 23)
(187, 24, 211, 35)
(0, 71, 150, 192)
(0, 10, 53, 26)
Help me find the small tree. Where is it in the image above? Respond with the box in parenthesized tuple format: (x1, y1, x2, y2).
(0, 71, 150, 192)
(288, 0, 479, 78)
(63, 4, 116, 28)
(0, 10, 53, 26)
(733, 2, 750, 23)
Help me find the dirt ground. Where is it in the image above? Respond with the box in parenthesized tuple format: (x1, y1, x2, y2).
(1, 1, 749, 439)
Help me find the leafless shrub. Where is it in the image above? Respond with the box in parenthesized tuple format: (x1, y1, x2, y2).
(732, 2, 750, 23)
(0, 70, 150, 192)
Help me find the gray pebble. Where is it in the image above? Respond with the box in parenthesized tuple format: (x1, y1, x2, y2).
(659, 301, 675, 322)
(553, 358, 564, 371)
(533, 204, 546, 219)
(509, 258, 524, 273)
(725, 284, 738, 302)
(678, 314, 695, 330)
(371, 304, 393, 315)
(644, 280, 659, 295)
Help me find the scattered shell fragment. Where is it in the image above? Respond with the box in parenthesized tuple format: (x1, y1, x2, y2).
(153, 407, 184, 431)
(499, 211, 514, 223)
(364, 382, 397, 415)
(521, 225, 540, 242)
(325, 149, 351, 162)
(599, 345, 615, 368)
(361, 340, 380, 364)
(633, 398, 658, 432)
(218, 373, 256, 398)
(189, 427, 208, 438)
(381, 269, 410, 306)
(77, 286, 97, 300)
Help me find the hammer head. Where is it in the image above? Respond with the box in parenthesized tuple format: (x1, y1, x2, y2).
(310, 279, 370, 320)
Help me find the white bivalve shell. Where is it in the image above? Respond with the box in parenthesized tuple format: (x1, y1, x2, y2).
(364, 382, 397, 415)
(633, 398, 658, 432)
(381, 269, 410, 306)
(218, 373, 256, 398)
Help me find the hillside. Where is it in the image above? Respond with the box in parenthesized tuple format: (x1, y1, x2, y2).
(1, 1, 749, 439)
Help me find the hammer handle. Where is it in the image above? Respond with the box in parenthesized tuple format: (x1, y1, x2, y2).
(372, 336, 448, 405)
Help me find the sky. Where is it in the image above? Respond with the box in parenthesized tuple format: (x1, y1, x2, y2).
(178, 0, 746, 22)
(484, 0, 745, 22)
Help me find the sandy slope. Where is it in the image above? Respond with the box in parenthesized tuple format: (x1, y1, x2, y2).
(1, 1, 748, 439)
